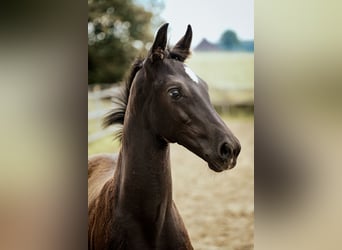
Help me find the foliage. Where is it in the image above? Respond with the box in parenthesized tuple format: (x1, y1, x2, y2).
(219, 30, 240, 50)
(88, 0, 154, 84)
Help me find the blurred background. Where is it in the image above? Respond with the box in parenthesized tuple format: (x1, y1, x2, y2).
(88, 0, 254, 249)
(2, 0, 341, 250)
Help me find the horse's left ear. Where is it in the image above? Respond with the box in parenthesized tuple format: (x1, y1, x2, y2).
(170, 24, 192, 62)
(148, 23, 169, 63)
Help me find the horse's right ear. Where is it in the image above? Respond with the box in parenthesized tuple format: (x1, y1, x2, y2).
(148, 23, 169, 63)
(170, 24, 192, 62)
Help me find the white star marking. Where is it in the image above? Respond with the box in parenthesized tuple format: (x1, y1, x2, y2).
(184, 65, 199, 84)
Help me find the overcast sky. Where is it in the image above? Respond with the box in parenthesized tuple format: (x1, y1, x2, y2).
(159, 0, 254, 47)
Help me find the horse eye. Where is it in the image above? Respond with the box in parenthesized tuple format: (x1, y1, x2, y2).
(168, 88, 182, 100)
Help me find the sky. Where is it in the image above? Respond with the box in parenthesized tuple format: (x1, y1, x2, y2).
(158, 0, 254, 47)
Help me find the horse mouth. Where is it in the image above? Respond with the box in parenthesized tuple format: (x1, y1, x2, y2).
(207, 156, 237, 172)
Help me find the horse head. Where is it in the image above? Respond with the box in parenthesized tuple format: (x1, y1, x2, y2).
(128, 23, 241, 172)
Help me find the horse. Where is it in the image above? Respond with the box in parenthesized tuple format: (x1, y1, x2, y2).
(88, 23, 241, 250)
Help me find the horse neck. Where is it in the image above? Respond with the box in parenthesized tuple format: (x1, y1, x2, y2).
(114, 97, 173, 219)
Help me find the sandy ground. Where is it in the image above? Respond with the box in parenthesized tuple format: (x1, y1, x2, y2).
(170, 119, 254, 250)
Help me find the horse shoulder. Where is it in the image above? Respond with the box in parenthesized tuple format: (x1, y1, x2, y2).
(88, 153, 118, 207)
(160, 202, 193, 250)
(88, 153, 124, 249)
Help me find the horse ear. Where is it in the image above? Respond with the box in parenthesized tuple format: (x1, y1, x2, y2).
(170, 24, 192, 62)
(148, 23, 169, 62)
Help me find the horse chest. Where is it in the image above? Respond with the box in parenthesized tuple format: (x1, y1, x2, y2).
(109, 205, 193, 250)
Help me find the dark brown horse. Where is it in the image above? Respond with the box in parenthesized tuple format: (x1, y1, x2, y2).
(88, 23, 241, 250)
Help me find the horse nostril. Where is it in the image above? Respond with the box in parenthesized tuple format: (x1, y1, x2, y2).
(233, 143, 241, 158)
(219, 143, 232, 160)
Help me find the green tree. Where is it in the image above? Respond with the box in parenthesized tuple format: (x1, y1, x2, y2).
(88, 0, 154, 84)
(219, 30, 239, 50)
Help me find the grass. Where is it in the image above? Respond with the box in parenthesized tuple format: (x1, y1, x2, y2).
(186, 51, 254, 105)
(187, 51, 254, 90)
(88, 134, 121, 155)
(88, 119, 100, 135)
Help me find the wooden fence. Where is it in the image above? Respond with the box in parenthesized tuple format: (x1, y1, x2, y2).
(88, 86, 119, 143)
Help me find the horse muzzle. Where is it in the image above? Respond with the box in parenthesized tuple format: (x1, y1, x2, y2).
(207, 139, 241, 172)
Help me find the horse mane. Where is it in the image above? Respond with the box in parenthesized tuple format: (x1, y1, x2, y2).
(102, 48, 190, 142)
(102, 57, 144, 141)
